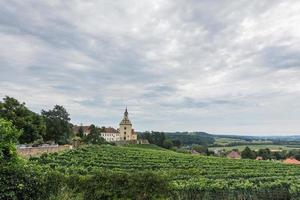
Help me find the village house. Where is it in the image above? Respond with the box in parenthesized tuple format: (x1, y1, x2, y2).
(227, 151, 241, 159)
(72, 125, 91, 135)
(283, 157, 300, 165)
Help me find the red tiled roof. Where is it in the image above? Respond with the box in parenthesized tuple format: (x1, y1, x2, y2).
(256, 156, 263, 160)
(72, 125, 90, 133)
(103, 127, 119, 133)
(283, 158, 300, 165)
(227, 151, 241, 159)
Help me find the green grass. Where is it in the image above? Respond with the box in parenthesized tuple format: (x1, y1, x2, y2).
(213, 137, 273, 145)
(214, 137, 247, 145)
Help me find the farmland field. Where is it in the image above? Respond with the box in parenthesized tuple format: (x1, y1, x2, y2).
(209, 144, 300, 152)
(25, 144, 300, 199)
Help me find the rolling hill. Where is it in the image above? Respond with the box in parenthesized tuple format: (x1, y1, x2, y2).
(29, 144, 300, 199)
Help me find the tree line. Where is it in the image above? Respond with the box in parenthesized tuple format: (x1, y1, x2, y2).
(240, 146, 300, 160)
(0, 96, 73, 145)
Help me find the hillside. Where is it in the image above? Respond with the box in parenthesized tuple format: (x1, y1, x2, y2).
(28, 144, 300, 199)
(165, 132, 215, 145)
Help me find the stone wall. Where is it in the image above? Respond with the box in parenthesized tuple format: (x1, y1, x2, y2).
(17, 145, 72, 158)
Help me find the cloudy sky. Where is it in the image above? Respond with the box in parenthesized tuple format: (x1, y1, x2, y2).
(0, 0, 300, 135)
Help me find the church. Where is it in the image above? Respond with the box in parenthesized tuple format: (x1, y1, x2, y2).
(100, 108, 137, 142)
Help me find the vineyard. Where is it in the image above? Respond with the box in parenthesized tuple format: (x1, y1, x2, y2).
(27, 144, 300, 199)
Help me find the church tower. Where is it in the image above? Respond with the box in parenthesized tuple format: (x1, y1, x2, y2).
(119, 107, 137, 141)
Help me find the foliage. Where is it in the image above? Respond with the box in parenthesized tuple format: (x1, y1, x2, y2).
(172, 139, 182, 148)
(78, 125, 84, 138)
(41, 105, 73, 145)
(0, 118, 22, 162)
(5, 145, 300, 199)
(166, 132, 215, 146)
(84, 125, 106, 144)
(0, 163, 63, 200)
(241, 146, 257, 159)
(139, 131, 166, 147)
(192, 145, 208, 154)
(82, 170, 169, 200)
(31, 145, 300, 198)
(0, 96, 45, 144)
(258, 148, 273, 160)
(163, 139, 174, 149)
(139, 131, 178, 150)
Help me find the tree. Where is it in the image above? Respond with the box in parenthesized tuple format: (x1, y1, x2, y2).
(163, 139, 173, 149)
(150, 132, 166, 147)
(41, 105, 72, 144)
(258, 148, 272, 160)
(192, 145, 209, 154)
(0, 118, 22, 162)
(78, 125, 84, 138)
(172, 139, 181, 148)
(0, 96, 46, 144)
(84, 124, 105, 144)
(241, 147, 257, 159)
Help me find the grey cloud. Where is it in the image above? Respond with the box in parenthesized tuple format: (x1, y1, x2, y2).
(0, 0, 300, 134)
(261, 45, 300, 69)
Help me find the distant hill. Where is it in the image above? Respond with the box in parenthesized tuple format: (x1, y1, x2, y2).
(138, 131, 300, 147)
(165, 132, 215, 145)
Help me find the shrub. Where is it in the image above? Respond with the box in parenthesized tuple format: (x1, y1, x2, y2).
(0, 118, 22, 162)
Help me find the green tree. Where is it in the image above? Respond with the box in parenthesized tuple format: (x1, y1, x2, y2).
(163, 139, 173, 149)
(192, 145, 209, 154)
(258, 148, 272, 160)
(84, 124, 105, 144)
(78, 125, 84, 138)
(0, 118, 22, 162)
(0, 96, 46, 144)
(41, 105, 72, 144)
(172, 139, 181, 148)
(241, 147, 257, 159)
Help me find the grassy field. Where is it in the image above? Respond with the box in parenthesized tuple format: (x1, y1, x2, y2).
(209, 144, 300, 151)
(213, 137, 273, 145)
(213, 137, 248, 144)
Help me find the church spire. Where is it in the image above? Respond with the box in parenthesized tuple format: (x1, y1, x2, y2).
(124, 106, 128, 117)
(120, 106, 131, 125)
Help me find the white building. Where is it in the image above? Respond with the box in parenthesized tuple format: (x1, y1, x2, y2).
(101, 108, 137, 142)
(100, 127, 120, 142)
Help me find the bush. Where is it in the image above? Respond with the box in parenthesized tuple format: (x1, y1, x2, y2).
(0, 164, 64, 200)
(0, 118, 22, 162)
(81, 170, 169, 200)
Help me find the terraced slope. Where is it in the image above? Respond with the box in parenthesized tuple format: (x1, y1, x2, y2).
(31, 144, 300, 199)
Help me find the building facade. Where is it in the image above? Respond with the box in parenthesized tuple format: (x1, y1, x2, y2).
(100, 108, 137, 142)
(100, 127, 120, 142)
(119, 108, 137, 141)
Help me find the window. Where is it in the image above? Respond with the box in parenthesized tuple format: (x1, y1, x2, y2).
(124, 127, 127, 130)
(124, 131, 126, 134)
(124, 137, 126, 140)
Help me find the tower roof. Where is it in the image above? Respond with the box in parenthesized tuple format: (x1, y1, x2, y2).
(120, 107, 132, 125)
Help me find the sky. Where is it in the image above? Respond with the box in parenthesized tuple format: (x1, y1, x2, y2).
(0, 0, 300, 135)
